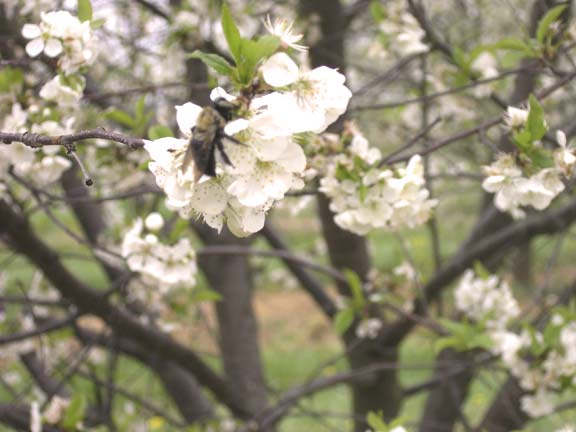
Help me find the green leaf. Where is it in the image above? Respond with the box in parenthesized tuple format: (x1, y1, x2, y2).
(251, 35, 281, 63)
(148, 125, 173, 140)
(527, 147, 554, 170)
(334, 307, 355, 334)
(527, 94, 547, 141)
(236, 35, 281, 84)
(489, 37, 536, 55)
(188, 51, 234, 76)
(78, 0, 93, 22)
(343, 269, 366, 310)
(473, 262, 491, 280)
(62, 393, 87, 429)
(536, 4, 567, 44)
(435, 336, 460, 353)
(104, 109, 135, 128)
(512, 129, 532, 151)
(190, 287, 223, 303)
(134, 95, 146, 123)
(221, 3, 242, 63)
(452, 47, 470, 72)
(91, 18, 106, 29)
(366, 411, 388, 431)
(0, 67, 24, 93)
(60, 73, 86, 92)
(369, 1, 385, 23)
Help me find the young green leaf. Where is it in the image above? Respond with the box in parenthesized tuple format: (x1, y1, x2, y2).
(91, 18, 106, 29)
(489, 37, 537, 57)
(527, 94, 547, 141)
(536, 4, 567, 45)
(366, 411, 388, 431)
(188, 51, 234, 76)
(190, 287, 223, 303)
(78, 0, 93, 22)
(343, 269, 366, 310)
(62, 393, 87, 429)
(473, 262, 491, 280)
(0, 67, 24, 93)
(334, 307, 355, 334)
(221, 3, 242, 63)
(148, 125, 173, 140)
(104, 109, 135, 128)
(369, 1, 385, 23)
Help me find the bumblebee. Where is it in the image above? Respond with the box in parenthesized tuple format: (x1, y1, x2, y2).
(181, 97, 242, 182)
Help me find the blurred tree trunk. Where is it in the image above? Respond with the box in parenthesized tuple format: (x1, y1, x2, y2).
(300, 2, 403, 429)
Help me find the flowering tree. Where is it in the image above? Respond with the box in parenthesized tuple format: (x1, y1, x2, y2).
(2, 0, 576, 431)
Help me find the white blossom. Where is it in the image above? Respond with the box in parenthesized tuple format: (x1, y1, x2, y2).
(22, 11, 97, 74)
(145, 84, 317, 236)
(471, 52, 499, 79)
(144, 212, 164, 231)
(555, 130, 576, 177)
(31, 401, 42, 432)
(378, 11, 429, 56)
(263, 16, 308, 52)
(39, 75, 85, 107)
(482, 154, 565, 217)
(260, 53, 352, 133)
(320, 137, 436, 235)
(121, 218, 197, 290)
(43, 396, 70, 424)
(454, 269, 519, 329)
(355, 318, 383, 339)
(521, 390, 555, 418)
(504, 106, 529, 130)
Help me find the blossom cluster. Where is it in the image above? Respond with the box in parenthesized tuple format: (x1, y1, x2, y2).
(319, 130, 437, 235)
(377, 5, 429, 56)
(482, 152, 566, 219)
(455, 269, 576, 418)
(0, 141, 71, 186)
(482, 107, 575, 218)
(22, 11, 97, 75)
(454, 269, 520, 329)
(491, 317, 576, 418)
(144, 51, 351, 237)
(121, 214, 197, 290)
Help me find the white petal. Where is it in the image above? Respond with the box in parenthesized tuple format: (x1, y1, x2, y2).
(557, 130, 567, 148)
(226, 206, 265, 237)
(189, 180, 228, 215)
(175, 103, 203, 137)
(22, 24, 41, 39)
(144, 137, 185, 165)
(251, 135, 289, 161)
(276, 142, 306, 172)
(26, 38, 45, 57)
(224, 119, 249, 136)
(261, 52, 299, 87)
(44, 38, 63, 57)
(210, 87, 236, 102)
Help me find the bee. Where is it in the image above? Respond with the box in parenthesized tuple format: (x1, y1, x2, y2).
(181, 97, 243, 182)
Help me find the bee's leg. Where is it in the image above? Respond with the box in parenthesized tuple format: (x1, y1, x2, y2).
(205, 142, 217, 176)
(219, 131, 246, 146)
(215, 138, 235, 167)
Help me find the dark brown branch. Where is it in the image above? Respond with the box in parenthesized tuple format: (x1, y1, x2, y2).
(381, 197, 576, 346)
(260, 224, 338, 318)
(0, 199, 250, 418)
(0, 128, 145, 150)
(0, 313, 81, 346)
